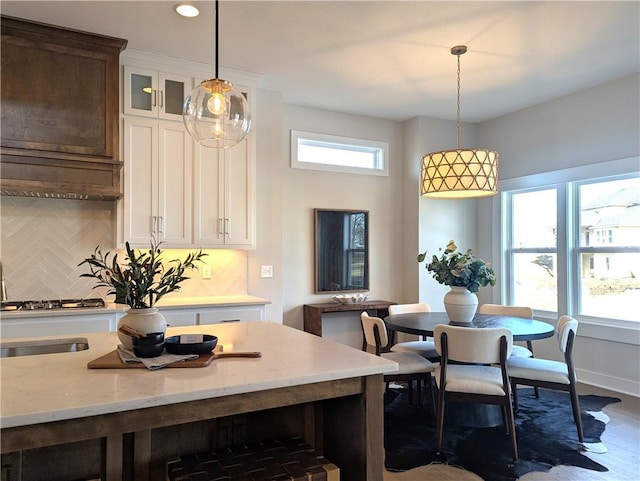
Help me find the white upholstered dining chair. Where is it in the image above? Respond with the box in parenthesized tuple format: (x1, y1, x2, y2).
(507, 315, 589, 450)
(477, 304, 534, 358)
(361, 311, 436, 410)
(388, 303, 439, 360)
(434, 324, 518, 461)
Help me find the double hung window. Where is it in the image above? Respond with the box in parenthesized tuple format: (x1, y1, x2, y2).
(502, 163, 639, 323)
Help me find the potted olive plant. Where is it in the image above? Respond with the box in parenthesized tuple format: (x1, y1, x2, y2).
(418, 240, 496, 324)
(79, 239, 207, 347)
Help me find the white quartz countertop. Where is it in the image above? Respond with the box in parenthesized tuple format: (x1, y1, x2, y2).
(0, 322, 397, 429)
(0, 295, 271, 319)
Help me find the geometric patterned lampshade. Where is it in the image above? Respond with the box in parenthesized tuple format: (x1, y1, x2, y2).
(420, 45, 499, 199)
(421, 148, 498, 198)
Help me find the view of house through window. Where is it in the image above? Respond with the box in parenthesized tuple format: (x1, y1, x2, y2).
(505, 174, 639, 322)
(577, 177, 640, 320)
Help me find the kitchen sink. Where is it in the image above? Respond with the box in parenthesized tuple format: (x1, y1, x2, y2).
(0, 337, 89, 358)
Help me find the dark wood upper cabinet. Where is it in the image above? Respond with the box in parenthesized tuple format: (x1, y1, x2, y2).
(0, 16, 127, 200)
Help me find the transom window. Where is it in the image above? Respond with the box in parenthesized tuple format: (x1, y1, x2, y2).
(291, 130, 388, 176)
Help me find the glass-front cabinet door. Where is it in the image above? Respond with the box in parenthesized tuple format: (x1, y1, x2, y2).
(124, 66, 192, 121)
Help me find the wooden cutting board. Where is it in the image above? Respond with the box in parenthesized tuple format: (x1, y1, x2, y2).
(87, 349, 262, 369)
(87, 349, 216, 369)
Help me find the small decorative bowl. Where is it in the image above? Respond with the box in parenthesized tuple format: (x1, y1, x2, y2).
(132, 332, 165, 346)
(332, 294, 370, 304)
(164, 334, 218, 355)
(133, 342, 165, 358)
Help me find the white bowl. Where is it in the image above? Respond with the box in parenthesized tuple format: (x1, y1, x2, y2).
(332, 294, 370, 304)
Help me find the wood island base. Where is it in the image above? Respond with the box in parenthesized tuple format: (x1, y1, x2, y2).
(1, 375, 384, 481)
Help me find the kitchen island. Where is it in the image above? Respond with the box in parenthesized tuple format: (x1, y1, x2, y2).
(0, 321, 396, 481)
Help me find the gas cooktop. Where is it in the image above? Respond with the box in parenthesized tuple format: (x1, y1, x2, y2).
(0, 298, 106, 312)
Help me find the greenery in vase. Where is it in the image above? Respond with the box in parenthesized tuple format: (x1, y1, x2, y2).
(79, 239, 207, 308)
(418, 239, 496, 293)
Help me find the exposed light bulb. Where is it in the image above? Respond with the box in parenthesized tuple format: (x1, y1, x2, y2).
(207, 92, 225, 116)
(213, 120, 222, 137)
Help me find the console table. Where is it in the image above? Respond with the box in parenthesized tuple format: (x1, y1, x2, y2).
(303, 300, 396, 338)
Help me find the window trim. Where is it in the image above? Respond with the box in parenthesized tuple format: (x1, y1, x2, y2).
(494, 156, 639, 331)
(290, 130, 389, 176)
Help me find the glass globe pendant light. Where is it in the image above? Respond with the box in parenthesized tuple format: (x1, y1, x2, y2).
(183, 0, 251, 148)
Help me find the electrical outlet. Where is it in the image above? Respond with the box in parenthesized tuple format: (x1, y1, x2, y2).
(260, 265, 273, 278)
(202, 265, 212, 279)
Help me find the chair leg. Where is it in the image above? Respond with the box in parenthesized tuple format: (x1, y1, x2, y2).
(526, 341, 540, 398)
(501, 406, 509, 435)
(505, 399, 519, 461)
(408, 381, 414, 405)
(426, 376, 436, 417)
(569, 383, 585, 443)
(511, 381, 519, 410)
(435, 391, 446, 455)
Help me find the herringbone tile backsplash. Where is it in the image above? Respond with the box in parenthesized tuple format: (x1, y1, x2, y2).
(0, 197, 247, 302)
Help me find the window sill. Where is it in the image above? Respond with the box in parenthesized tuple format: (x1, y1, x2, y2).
(535, 313, 640, 346)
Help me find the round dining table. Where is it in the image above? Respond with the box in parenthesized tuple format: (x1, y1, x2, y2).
(384, 311, 555, 342)
(384, 311, 555, 428)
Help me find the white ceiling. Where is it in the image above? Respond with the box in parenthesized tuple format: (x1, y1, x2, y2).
(2, 1, 639, 122)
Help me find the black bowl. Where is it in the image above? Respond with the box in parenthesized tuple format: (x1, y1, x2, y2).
(133, 342, 165, 358)
(132, 332, 165, 346)
(164, 334, 218, 355)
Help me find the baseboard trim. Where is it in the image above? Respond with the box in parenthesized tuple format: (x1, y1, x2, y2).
(576, 367, 640, 398)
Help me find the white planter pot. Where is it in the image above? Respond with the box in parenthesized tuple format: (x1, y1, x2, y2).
(117, 307, 167, 349)
(444, 286, 478, 324)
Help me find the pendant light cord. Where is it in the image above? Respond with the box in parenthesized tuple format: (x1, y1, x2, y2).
(456, 52, 461, 150)
(215, 0, 219, 79)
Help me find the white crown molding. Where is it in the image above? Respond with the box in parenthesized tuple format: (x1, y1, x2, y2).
(121, 48, 262, 87)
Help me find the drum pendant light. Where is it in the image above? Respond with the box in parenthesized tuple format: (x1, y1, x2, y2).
(420, 46, 498, 198)
(183, 0, 251, 148)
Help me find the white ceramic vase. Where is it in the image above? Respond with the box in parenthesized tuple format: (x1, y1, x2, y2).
(443, 286, 478, 324)
(117, 307, 167, 349)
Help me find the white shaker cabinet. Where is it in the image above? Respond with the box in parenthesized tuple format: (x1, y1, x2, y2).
(0, 312, 120, 339)
(157, 304, 266, 326)
(123, 117, 193, 246)
(197, 305, 265, 324)
(120, 54, 257, 249)
(123, 66, 191, 121)
(193, 138, 255, 247)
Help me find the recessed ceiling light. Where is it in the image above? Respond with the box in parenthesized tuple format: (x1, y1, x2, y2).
(174, 3, 199, 18)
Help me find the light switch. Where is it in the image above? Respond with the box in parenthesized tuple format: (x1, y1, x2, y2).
(260, 265, 273, 278)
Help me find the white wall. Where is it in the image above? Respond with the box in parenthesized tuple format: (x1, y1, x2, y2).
(408, 116, 494, 310)
(247, 88, 285, 322)
(476, 73, 640, 396)
(280, 105, 405, 347)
